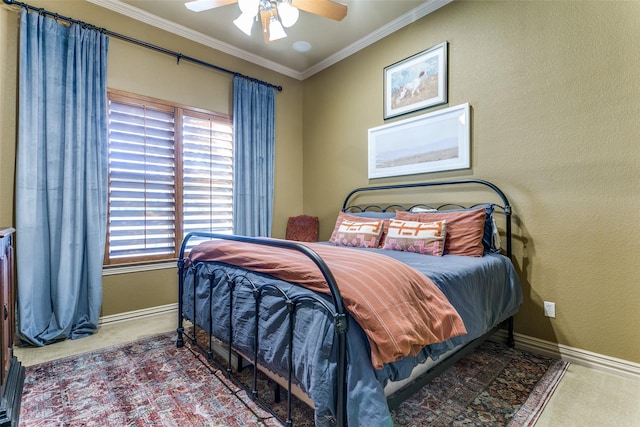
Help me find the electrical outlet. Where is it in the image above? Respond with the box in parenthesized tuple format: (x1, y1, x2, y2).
(544, 301, 556, 318)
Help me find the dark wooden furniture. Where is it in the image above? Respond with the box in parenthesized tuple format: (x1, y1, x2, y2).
(0, 228, 23, 427)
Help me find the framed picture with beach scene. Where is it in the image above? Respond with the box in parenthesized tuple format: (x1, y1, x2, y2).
(368, 103, 470, 179)
(384, 42, 448, 119)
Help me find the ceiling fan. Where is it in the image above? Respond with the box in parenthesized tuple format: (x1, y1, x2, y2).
(185, 0, 348, 43)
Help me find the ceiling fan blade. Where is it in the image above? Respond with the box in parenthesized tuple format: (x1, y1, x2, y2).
(291, 0, 347, 21)
(185, 0, 238, 12)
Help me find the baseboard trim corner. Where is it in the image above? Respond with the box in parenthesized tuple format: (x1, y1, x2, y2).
(492, 330, 640, 380)
(99, 303, 178, 326)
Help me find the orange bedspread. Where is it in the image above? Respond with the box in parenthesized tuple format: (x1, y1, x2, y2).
(189, 240, 467, 369)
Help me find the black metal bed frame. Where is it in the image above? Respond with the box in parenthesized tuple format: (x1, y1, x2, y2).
(176, 179, 515, 427)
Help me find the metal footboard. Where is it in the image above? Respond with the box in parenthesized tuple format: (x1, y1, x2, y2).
(176, 232, 349, 426)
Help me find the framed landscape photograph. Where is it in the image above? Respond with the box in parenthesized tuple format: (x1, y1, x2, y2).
(368, 103, 470, 179)
(384, 42, 448, 119)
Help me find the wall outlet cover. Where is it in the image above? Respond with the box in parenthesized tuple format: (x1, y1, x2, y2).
(544, 301, 556, 318)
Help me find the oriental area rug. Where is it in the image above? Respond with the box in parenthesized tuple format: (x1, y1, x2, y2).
(20, 332, 568, 426)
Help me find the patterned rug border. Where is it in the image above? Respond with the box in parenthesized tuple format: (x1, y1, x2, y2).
(508, 358, 570, 426)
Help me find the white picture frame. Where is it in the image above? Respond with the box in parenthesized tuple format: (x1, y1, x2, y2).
(368, 103, 470, 179)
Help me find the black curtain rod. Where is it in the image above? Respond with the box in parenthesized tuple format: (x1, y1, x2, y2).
(2, 0, 283, 91)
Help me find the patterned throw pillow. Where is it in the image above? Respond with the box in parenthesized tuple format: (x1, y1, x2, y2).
(330, 212, 391, 246)
(395, 208, 486, 257)
(383, 219, 447, 256)
(332, 219, 384, 248)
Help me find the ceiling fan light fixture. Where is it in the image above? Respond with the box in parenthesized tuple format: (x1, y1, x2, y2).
(277, 1, 299, 28)
(233, 12, 255, 36)
(186, 0, 348, 44)
(268, 16, 287, 41)
(238, 0, 260, 15)
(184, 0, 218, 12)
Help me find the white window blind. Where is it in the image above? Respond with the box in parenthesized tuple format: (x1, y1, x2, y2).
(181, 113, 233, 249)
(107, 100, 176, 262)
(105, 91, 233, 265)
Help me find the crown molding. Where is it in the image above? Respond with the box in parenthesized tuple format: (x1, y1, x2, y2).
(86, 0, 453, 81)
(85, 0, 301, 79)
(300, 0, 453, 79)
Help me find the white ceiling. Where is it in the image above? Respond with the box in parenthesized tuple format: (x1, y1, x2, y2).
(87, 0, 453, 80)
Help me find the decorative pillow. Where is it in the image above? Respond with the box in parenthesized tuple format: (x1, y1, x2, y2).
(331, 219, 384, 248)
(383, 219, 447, 256)
(410, 204, 496, 253)
(330, 211, 392, 248)
(395, 208, 486, 257)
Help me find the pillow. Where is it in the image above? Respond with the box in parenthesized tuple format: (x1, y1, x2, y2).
(346, 211, 397, 219)
(383, 219, 446, 256)
(395, 208, 486, 257)
(331, 218, 384, 248)
(330, 211, 392, 248)
(407, 204, 497, 253)
(350, 205, 497, 252)
(478, 204, 498, 253)
(490, 216, 501, 252)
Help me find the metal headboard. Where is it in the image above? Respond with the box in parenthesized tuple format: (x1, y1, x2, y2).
(341, 179, 513, 259)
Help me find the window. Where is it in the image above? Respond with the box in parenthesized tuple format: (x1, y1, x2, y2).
(105, 90, 233, 265)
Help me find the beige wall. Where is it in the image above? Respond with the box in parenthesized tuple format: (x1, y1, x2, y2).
(0, 0, 304, 315)
(0, 6, 18, 225)
(303, 1, 640, 363)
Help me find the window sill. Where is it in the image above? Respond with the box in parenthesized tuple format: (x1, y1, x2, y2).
(102, 260, 177, 276)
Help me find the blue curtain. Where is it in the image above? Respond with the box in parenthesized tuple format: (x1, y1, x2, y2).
(15, 10, 109, 346)
(232, 76, 276, 237)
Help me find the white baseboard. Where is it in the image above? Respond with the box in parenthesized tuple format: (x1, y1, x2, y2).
(99, 303, 178, 326)
(492, 330, 640, 381)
